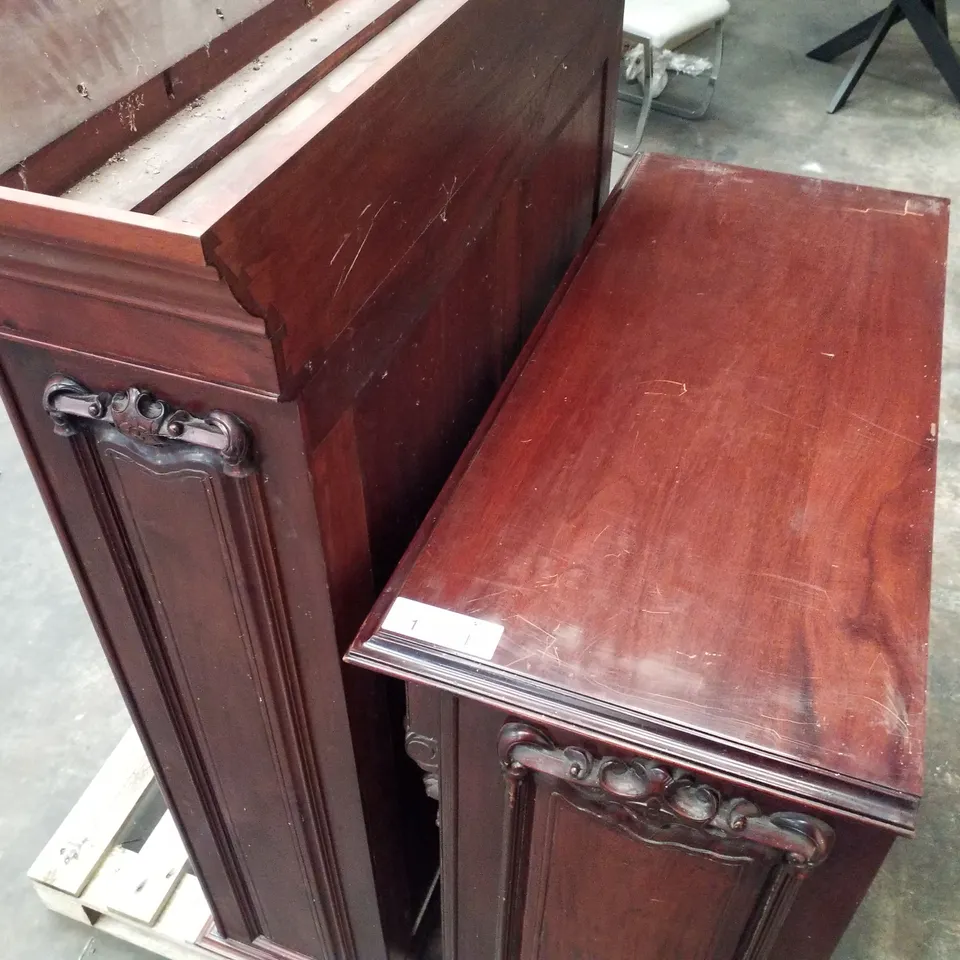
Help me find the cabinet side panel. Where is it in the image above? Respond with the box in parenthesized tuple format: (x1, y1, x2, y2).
(352, 66, 615, 592)
(353, 195, 520, 587)
(299, 22, 620, 952)
(295, 4, 622, 950)
(455, 700, 511, 960)
(771, 822, 894, 960)
(325, 75, 615, 933)
(0, 342, 386, 960)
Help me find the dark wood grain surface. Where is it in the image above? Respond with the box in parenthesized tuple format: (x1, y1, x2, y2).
(352, 154, 948, 823)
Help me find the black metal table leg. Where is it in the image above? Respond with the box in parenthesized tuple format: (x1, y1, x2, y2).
(807, 11, 886, 61)
(827, 2, 902, 112)
(932, 0, 949, 35)
(809, 0, 960, 112)
(900, 0, 960, 100)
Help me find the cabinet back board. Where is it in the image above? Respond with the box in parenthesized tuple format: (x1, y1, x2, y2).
(0, 0, 362, 193)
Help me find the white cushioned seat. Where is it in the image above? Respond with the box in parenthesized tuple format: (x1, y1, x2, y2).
(623, 0, 731, 49)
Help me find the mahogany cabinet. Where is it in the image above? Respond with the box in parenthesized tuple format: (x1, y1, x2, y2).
(348, 155, 949, 960)
(0, 2, 623, 958)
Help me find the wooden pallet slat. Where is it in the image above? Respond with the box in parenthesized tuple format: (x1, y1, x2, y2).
(109, 811, 190, 924)
(28, 728, 155, 897)
(152, 875, 212, 947)
(29, 728, 216, 960)
(97, 875, 212, 960)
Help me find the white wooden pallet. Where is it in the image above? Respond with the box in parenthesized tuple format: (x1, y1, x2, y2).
(29, 729, 216, 960)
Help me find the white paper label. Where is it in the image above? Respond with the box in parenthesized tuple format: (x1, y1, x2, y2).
(381, 597, 503, 660)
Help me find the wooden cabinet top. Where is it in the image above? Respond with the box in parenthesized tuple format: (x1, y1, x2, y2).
(349, 154, 949, 834)
(5, 0, 600, 400)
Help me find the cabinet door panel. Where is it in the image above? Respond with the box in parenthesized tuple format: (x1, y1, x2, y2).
(521, 785, 771, 960)
(496, 724, 834, 960)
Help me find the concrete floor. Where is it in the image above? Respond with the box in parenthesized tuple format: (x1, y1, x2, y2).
(2, 1, 959, 958)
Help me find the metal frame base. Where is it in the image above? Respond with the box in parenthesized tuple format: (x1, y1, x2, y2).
(808, 0, 960, 113)
(614, 19, 725, 156)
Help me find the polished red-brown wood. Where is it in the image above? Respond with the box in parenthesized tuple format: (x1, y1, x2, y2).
(0, 2, 623, 958)
(349, 154, 948, 960)
(354, 154, 947, 821)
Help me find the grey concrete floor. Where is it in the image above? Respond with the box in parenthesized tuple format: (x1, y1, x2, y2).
(1, 2, 959, 959)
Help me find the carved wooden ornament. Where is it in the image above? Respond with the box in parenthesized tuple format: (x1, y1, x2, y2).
(496, 722, 834, 960)
(43, 375, 254, 477)
(405, 729, 440, 804)
(499, 722, 833, 870)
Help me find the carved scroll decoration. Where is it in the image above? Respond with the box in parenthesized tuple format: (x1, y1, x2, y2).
(405, 729, 440, 805)
(498, 723, 833, 870)
(43, 376, 253, 477)
(495, 722, 835, 960)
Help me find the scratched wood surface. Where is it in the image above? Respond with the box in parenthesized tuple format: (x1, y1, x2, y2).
(355, 153, 948, 804)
